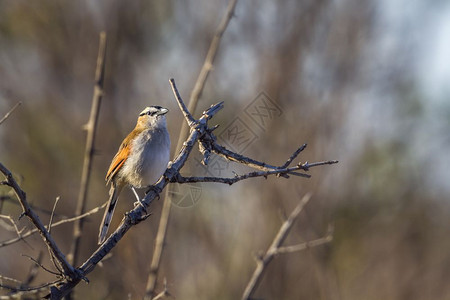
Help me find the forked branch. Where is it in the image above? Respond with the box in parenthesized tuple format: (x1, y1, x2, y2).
(0, 78, 337, 299)
(0, 163, 80, 282)
(241, 194, 333, 300)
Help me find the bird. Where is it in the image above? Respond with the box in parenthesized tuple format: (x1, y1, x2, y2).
(98, 105, 170, 244)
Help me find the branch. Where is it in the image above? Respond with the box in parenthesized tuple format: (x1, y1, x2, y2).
(172, 158, 339, 186)
(20, 252, 44, 289)
(50, 93, 225, 299)
(169, 78, 196, 126)
(0, 202, 106, 248)
(0, 195, 70, 219)
(280, 143, 307, 168)
(145, 75, 227, 298)
(0, 74, 337, 298)
(145, 1, 239, 297)
(201, 132, 337, 178)
(22, 254, 60, 276)
(48, 196, 60, 234)
(0, 101, 21, 125)
(0, 163, 80, 282)
(189, 0, 239, 106)
(0, 278, 62, 298)
(275, 227, 333, 255)
(173, 165, 311, 185)
(68, 31, 107, 272)
(0, 214, 24, 236)
(241, 194, 333, 300)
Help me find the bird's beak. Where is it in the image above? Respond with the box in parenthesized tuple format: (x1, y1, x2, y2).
(158, 108, 169, 115)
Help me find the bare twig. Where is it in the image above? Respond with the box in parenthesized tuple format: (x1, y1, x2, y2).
(21, 252, 44, 288)
(49, 94, 225, 299)
(0, 274, 22, 287)
(299, 160, 339, 170)
(0, 214, 24, 235)
(169, 78, 196, 126)
(275, 229, 333, 255)
(241, 194, 332, 300)
(0, 101, 21, 125)
(22, 254, 60, 276)
(280, 144, 307, 168)
(68, 32, 107, 273)
(0, 70, 337, 299)
(0, 278, 62, 297)
(0, 74, 336, 299)
(189, 0, 239, 107)
(0, 195, 69, 218)
(0, 202, 106, 248)
(48, 196, 60, 234)
(0, 163, 80, 281)
(173, 165, 311, 185)
(145, 2, 240, 296)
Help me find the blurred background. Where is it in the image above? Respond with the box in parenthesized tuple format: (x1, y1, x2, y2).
(1, 0, 450, 299)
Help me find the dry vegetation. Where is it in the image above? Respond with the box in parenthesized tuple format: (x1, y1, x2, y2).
(0, 1, 449, 299)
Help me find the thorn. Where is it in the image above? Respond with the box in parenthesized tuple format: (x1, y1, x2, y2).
(139, 212, 152, 221)
(81, 274, 90, 283)
(210, 124, 220, 131)
(18, 211, 26, 220)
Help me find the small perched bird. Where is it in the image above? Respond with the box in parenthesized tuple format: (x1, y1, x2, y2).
(98, 106, 170, 244)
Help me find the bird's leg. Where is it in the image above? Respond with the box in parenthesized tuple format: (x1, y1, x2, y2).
(145, 185, 161, 200)
(132, 186, 147, 211)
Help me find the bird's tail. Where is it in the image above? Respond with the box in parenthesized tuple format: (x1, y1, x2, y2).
(98, 184, 122, 244)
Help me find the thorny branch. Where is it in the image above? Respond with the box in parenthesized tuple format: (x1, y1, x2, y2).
(69, 31, 107, 272)
(241, 194, 333, 300)
(0, 78, 337, 299)
(0, 163, 81, 282)
(0, 202, 106, 248)
(146, 0, 240, 297)
(48, 80, 225, 299)
(0, 101, 21, 126)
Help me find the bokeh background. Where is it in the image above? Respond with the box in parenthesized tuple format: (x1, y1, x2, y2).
(1, 0, 450, 299)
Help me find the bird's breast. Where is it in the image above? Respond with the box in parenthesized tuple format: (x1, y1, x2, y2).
(120, 128, 170, 188)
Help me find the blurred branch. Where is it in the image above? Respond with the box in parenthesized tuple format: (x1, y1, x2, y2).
(146, 0, 239, 296)
(170, 78, 196, 126)
(0, 163, 81, 282)
(0, 202, 106, 248)
(20, 252, 43, 289)
(68, 32, 107, 273)
(241, 194, 333, 300)
(0, 277, 62, 299)
(0, 101, 21, 125)
(1, 195, 69, 218)
(0, 214, 24, 235)
(275, 226, 333, 255)
(51, 82, 225, 299)
(189, 0, 238, 106)
(0, 79, 336, 299)
(22, 253, 60, 276)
